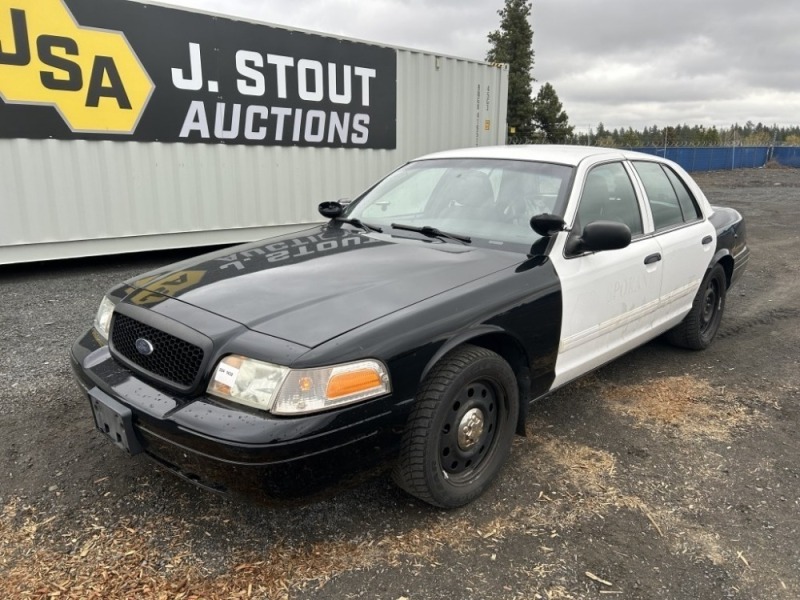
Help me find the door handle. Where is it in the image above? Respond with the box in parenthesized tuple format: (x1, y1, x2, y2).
(644, 253, 662, 265)
(702, 235, 713, 245)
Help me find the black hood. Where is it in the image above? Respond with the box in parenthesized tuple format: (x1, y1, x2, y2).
(124, 226, 524, 347)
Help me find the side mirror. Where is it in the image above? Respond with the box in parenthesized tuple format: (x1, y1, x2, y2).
(318, 201, 344, 219)
(569, 220, 631, 254)
(530, 213, 567, 237)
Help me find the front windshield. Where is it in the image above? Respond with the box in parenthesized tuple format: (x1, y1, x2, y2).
(345, 158, 574, 250)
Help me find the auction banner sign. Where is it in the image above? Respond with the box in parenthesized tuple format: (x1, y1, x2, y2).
(0, 0, 397, 148)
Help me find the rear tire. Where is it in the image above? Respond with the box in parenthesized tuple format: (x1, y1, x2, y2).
(392, 344, 519, 508)
(666, 263, 727, 350)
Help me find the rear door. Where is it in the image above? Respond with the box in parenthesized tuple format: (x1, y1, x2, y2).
(629, 161, 716, 330)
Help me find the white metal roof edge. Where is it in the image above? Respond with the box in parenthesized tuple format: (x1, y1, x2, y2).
(413, 145, 679, 167)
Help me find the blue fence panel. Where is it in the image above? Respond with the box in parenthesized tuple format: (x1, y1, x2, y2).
(628, 146, 770, 172)
(772, 147, 800, 168)
(735, 147, 770, 169)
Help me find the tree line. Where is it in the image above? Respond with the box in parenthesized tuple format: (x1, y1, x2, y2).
(574, 122, 800, 148)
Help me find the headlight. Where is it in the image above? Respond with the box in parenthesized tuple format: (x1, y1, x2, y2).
(93, 296, 116, 340)
(207, 356, 391, 415)
(208, 355, 289, 411)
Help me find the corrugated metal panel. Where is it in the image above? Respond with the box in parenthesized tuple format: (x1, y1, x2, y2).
(0, 52, 508, 264)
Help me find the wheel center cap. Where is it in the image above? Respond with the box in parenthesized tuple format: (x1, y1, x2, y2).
(458, 408, 485, 450)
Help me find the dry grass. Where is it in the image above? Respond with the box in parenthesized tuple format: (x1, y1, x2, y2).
(533, 375, 776, 580)
(0, 438, 622, 599)
(671, 528, 728, 566)
(527, 436, 746, 579)
(0, 488, 562, 599)
(529, 437, 663, 534)
(597, 375, 754, 441)
(0, 375, 771, 598)
(764, 159, 790, 169)
(543, 585, 578, 599)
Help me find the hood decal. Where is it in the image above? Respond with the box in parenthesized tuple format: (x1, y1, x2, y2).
(128, 226, 522, 347)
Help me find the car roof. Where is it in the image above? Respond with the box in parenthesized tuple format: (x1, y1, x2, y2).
(415, 144, 664, 167)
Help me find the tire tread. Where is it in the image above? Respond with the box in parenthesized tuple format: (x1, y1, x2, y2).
(666, 264, 727, 350)
(392, 344, 516, 507)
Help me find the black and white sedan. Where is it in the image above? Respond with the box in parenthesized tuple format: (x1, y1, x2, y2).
(71, 146, 749, 508)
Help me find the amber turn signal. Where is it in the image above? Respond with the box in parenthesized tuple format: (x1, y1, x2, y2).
(326, 368, 383, 400)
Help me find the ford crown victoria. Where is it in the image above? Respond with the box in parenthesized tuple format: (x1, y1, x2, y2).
(71, 146, 749, 507)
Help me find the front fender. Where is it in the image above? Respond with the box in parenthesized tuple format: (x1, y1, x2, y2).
(419, 324, 509, 381)
(420, 325, 534, 437)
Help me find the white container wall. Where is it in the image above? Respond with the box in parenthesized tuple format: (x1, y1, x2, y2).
(0, 1, 508, 264)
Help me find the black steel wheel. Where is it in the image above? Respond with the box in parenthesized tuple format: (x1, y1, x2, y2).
(666, 263, 727, 350)
(392, 344, 519, 508)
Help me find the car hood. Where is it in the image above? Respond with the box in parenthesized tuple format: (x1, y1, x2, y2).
(124, 226, 523, 347)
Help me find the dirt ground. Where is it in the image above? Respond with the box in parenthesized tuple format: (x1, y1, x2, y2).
(1, 167, 798, 599)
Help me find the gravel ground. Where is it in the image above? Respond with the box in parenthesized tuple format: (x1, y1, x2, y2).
(1, 167, 798, 599)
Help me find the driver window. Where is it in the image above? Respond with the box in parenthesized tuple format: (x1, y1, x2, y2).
(576, 162, 643, 236)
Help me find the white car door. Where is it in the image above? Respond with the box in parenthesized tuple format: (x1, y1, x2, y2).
(629, 160, 716, 330)
(549, 160, 663, 388)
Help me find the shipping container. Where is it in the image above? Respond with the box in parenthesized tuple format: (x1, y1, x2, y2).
(0, 0, 508, 264)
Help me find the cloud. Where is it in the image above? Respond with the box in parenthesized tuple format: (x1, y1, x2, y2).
(160, 0, 799, 130)
(533, 0, 800, 128)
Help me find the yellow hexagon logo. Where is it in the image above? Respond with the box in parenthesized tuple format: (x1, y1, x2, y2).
(0, 0, 153, 134)
(128, 271, 207, 306)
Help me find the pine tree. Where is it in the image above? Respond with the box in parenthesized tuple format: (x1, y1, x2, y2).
(531, 82, 573, 143)
(487, 0, 535, 136)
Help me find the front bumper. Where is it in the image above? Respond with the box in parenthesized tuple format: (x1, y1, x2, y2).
(71, 328, 412, 503)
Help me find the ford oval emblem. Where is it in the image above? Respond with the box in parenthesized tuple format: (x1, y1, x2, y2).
(135, 338, 155, 356)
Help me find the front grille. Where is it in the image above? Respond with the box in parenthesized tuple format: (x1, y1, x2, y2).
(111, 313, 205, 388)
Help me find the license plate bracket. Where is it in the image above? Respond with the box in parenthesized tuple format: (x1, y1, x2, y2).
(88, 388, 143, 455)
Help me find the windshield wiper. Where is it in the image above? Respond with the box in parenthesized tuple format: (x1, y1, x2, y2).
(335, 218, 383, 233)
(390, 223, 472, 244)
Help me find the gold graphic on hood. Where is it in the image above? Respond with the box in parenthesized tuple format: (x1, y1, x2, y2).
(129, 270, 206, 305)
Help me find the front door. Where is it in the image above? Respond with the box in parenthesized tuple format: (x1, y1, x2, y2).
(549, 161, 663, 388)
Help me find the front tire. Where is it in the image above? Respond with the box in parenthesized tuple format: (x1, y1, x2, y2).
(392, 344, 519, 508)
(666, 263, 727, 350)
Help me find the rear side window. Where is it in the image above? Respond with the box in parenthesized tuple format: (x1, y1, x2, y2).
(632, 161, 683, 231)
(633, 161, 704, 230)
(663, 167, 702, 220)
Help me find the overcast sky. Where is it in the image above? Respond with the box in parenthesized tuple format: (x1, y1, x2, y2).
(163, 0, 800, 132)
